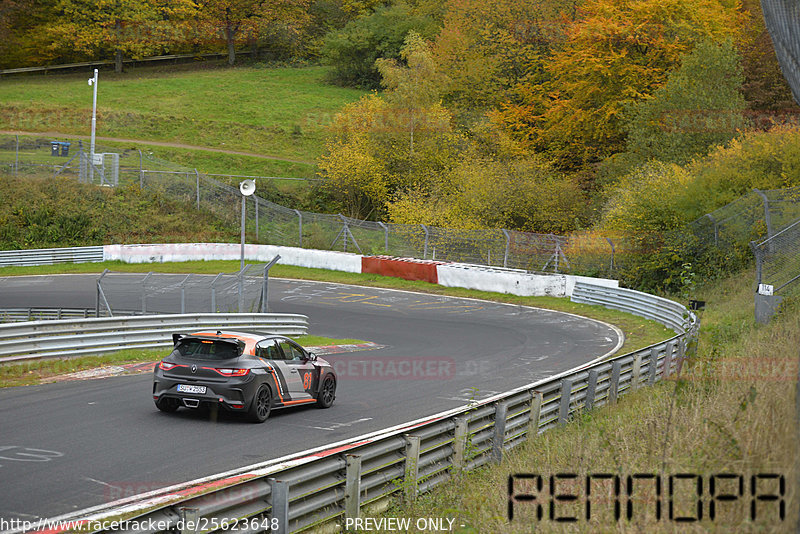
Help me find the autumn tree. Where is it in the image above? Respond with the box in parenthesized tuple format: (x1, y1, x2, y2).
(321, 2, 440, 88)
(493, 0, 745, 171)
(26, 0, 198, 71)
(432, 0, 579, 117)
(319, 32, 458, 219)
(194, 0, 310, 66)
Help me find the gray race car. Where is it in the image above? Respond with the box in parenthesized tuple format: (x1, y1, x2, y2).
(152, 331, 337, 423)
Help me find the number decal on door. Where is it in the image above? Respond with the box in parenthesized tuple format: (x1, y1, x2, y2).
(303, 373, 312, 390)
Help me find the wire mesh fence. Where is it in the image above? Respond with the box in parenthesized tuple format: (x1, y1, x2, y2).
(751, 216, 800, 297)
(2, 137, 628, 276)
(688, 186, 800, 250)
(97, 265, 273, 316)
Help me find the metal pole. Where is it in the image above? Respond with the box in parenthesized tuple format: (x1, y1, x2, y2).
(195, 169, 200, 210)
(502, 229, 510, 268)
(210, 273, 223, 312)
(754, 189, 774, 243)
(254, 196, 259, 242)
(240, 195, 246, 271)
(294, 209, 303, 247)
(378, 222, 389, 252)
(88, 69, 98, 183)
(261, 255, 281, 313)
(14, 135, 18, 177)
(421, 224, 429, 259)
(138, 149, 144, 189)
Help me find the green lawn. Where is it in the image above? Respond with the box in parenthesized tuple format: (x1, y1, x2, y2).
(0, 65, 365, 165)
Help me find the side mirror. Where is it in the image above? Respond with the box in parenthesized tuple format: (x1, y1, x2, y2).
(307, 352, 318, 362)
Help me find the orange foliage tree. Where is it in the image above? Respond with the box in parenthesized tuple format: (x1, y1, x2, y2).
(493, 0, 745, 170)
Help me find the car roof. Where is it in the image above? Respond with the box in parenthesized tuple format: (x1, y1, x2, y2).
(187, 331, 290, 355)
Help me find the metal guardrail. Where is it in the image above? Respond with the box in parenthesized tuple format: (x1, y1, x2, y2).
(571, 282, 690, 333)
(0, 308, 102, 322)
(0, 308, 151, 323)
(0, 313, 309, 363)
(53, 284, 696, 534)
(0, 246, 104, 267)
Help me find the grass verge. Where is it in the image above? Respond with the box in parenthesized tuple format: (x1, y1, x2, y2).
(375, 270, 799, 533)
(0, 334, 365, 388)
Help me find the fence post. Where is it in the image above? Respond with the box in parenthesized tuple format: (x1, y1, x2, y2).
(452, 416, 469, 472)
(675, 340, 687, 376)
(404, 435, 421, 502)
(210, 273, 223, 313)
(14, 134, 18, 177)
(558, 379, 572, 423)
(705, 214, 719, 247)
(492, 402, 508, 463)
(269, 478, 289, 534)
(609, 361, 622, 404)
(585, 370, 599, 410)
(501, 229, 511, 268)
(141, 272, 153, 314)
(528, 391, 542, 438)
(194, 169, 200, 210)
(237, 265, 250, 313)
(180, 274, 190, 314)
(378, 222, 389, 252)
(179, 508, 199, 534)
(262, 255, 281, 313)
(606, 237, 616, 271)
(662, 342, 675, 379)
(254, 196, 259, 242)
(648, 347, 659, 385)
(631, 353, 643, 392)
(753, 189, 774, 243)
(294, 209, 303, 247)
(345, 454, 362, 521)
(421, 224, 429, 259)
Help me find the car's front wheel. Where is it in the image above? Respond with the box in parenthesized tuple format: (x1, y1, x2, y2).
(155, 397, 180, 413)
(317, 376, 336, 409)
(248, 385, 272, 423)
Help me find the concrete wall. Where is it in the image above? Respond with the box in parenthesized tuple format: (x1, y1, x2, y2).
(104, 243, 362, 273)
(103, 244, 618, 297)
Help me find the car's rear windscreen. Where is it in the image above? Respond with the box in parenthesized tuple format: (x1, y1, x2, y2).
(173, 339, 241, 360)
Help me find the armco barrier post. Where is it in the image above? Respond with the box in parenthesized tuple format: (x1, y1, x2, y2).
(585, 370, 598, 410)
(631, 353, 643, 392)
(663, 341, 675, 379)
(269, 478, 289, 534)
(648, 347, 658, 385)
(452, 416, 469, 471)
(492, 402, 508, 463)
(609, 361, 622, 404)
(404, 435, 421, 502)
(345, 454, 362, 520)
(179, 508, 199, 534)
(558, 379, 572, 423)
(675, 340, 687, 376)
(528, 391, 542, 438)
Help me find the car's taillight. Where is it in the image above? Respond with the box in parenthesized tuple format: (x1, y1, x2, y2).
(212, 368, 250, 377)
(159, 361, 178, 371)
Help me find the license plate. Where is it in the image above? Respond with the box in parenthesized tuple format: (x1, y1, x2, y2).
(177, 384, 207, 394)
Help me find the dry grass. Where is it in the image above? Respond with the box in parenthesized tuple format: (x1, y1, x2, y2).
(379, 270, 799, 533)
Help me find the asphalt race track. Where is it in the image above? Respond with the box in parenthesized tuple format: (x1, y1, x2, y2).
(0, 274, 621, 522)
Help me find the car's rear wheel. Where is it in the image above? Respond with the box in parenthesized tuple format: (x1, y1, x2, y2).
(317, 376, 336, 409)
(248, 385, 272, 423)
(155, 397, 180, 413)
